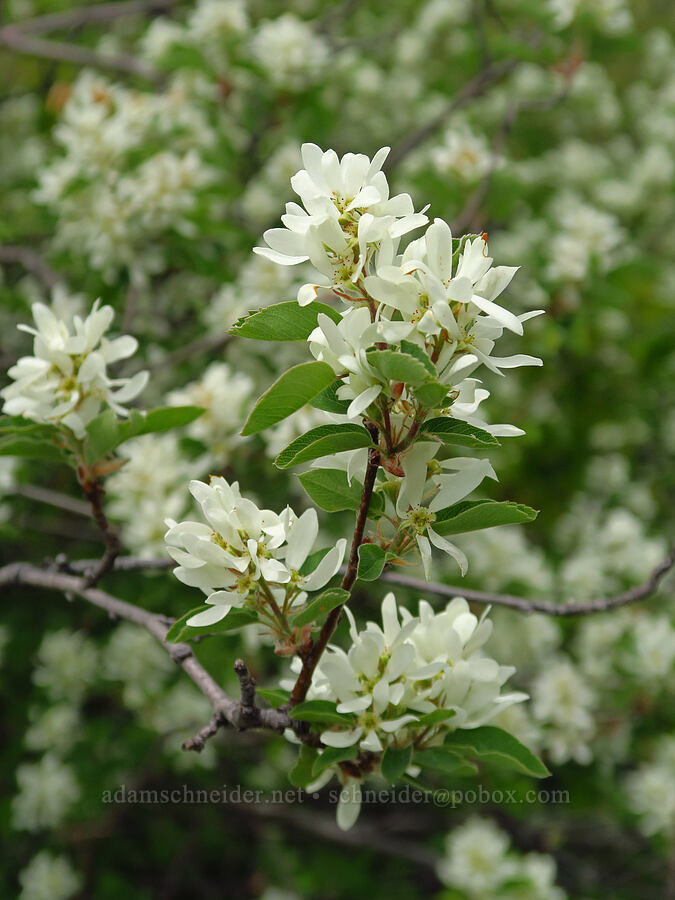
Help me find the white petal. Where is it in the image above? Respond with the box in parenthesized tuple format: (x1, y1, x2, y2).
(320, 727, 363, 748)
(186, 605, 230, 627)
(336, 781, 362, 831)
(346, 385, 381, 419)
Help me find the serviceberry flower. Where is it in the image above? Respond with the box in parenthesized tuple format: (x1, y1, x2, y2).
(1, 301, 148, 439)
(165, 477, 346, 626)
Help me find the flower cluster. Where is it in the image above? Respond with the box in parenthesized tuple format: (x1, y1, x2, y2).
(165, 476, 346, 630)
(257, 144, 542, 580)
(1, 301, 147, 439)
(437, 816, 567, 899)
(284, 594, 526, 828)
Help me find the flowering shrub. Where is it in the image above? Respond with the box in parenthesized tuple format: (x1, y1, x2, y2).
(1, 2, 674, 898)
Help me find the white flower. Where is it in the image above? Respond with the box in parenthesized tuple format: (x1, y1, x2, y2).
(288, 593, 525, 760)
(365, 219, 544, 378)
(166, 477, 346, 626)
(395, 441, 498, 578)
(1, 301, 148, 439)
(308, 307, 411, 418)
(18, 852, 81, 900)
(254, 143, 427, 298)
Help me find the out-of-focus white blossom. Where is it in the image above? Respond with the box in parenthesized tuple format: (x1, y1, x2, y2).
(18, 852, 82, 900)
(532, 657, 596, 765)
(25, 704, 81, 754)
(168, 362, 253, 460)
(32, 629, 98, 701)
(437, 816, 567, 899)
(108, 433, 201, 557)
(12, 754, 80, 831)
(625, 737, 675, 837)
(250, 14, 329, 90)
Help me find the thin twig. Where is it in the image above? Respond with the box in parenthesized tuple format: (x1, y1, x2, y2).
(11, 483, 92, 517)
(0, 244, 61, 290)
(289, 426, 381, 708)
(384, 58, 519, 172)
(8, 0, 180, 35)
(451, 85, 573, 234)
(380, 545, 675, 616)
(62, 545, 675, 617)
(78, 476, 121, 587)
(0, 561, 291, 736)
(181, 713, 223, 752)
(0, 26, 162, 81)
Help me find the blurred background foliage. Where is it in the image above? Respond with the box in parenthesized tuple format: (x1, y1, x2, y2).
(1, 0, 674, 898)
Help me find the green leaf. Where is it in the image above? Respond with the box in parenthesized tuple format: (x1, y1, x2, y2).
(402, 775, 433, 794)
(275, 424, 373, 469)
(256, 689, 290, 709)
(298, 546, 332, 576)
(85, 406, 204, 462)
(118, 406, 204, 442)
(357, 544, 387, 581)
(85, 409, 120, 463)
(400, 340, 435, 375)
(289, 700, 355, 726)
(381, 744, 413, 782)
(0, 415, 60, 437)
(420, 417, 501, 449)
(292, 588, 349, 629)
(407, 709, 457, 728)
(443, 726, 550, 777)
(298, 468, 384, 517)
(415, 747, 479, 776)
(298, 468, 363, 511)
(165, 606, 258, 643)
(229, 300, 340, 341)
(366, 349, 430, 386)
(433, 499, 539, 536)
(0, 435, 68, 461)
(289, 744, 320, 788)
(413, 382, 450, 408)
(310, 379, 350, 414)
(312, 746, 358, 778)
(241, 362, 336, 436)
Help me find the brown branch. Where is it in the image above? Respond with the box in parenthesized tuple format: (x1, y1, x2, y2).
(67, 555, 173, 573)
(78, 476, 121, 587)
(181, 712, 223, 752)
(11, 483, 92, 517)
(451, 85, 573, 234)
(384, 58, 519, 172)
(61, 544, 675, 618)
(0, 244, 61, 290)
(380, 544, 675, 616)
(7, 0, 180, 35)
(289, 427, 381, 708)
(0, 26, 162, 81)
(0, 561, 291, 737)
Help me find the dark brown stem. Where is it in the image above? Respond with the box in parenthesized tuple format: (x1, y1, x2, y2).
(289, 426, 380, 708)
(79, 476, 120, 588)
